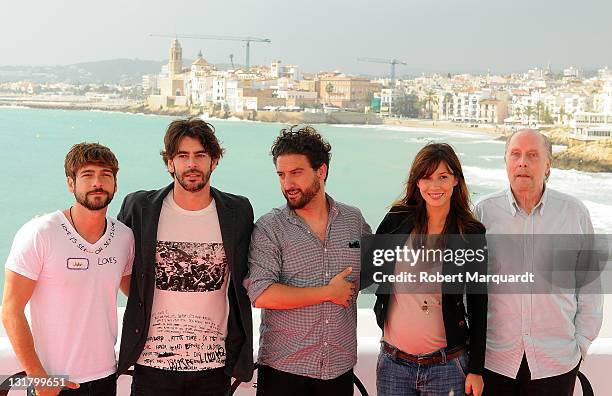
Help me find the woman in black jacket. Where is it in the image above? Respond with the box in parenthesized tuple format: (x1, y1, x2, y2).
(370, 143, 488, 396)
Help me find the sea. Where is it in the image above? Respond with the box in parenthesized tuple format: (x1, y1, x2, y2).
(1, 106, 611, 305)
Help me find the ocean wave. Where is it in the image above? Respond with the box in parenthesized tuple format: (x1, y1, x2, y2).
(478, 155, 505, 161)
(463, 166, 612, 204)
(0, 104, 31, 109)
(582, 200, 612, 233)
(461, 139, 505, 145)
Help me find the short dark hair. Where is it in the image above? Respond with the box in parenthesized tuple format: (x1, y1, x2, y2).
(270, 125, 332, 182)
(64, 142, 119, 180)
(160, 118, 225, 177)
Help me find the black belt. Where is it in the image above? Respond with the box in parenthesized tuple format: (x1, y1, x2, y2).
(382, 342, 465, 365)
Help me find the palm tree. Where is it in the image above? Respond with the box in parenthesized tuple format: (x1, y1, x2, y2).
(525, 105, 534, 125)
(514, 106, 522, 121)
(559, 106, 566, 125)
(423, 90, 439, 119)
(443, 93, 453, 119)
(536, 101, 545, 122)
(392, 93, 420, 118)
(325, 83, 334, 105)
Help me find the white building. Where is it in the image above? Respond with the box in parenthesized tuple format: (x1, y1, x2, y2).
(188, 52, 216, 106)
(570, 112, 612, 141)
(379, 88, 402, 116)
(563, 66, 583, 81)
(439, 91, 484, 122)
(225, 80, 244, 112)
(270, 60, 301, 81)
(142, 75, 159, 95)
(275, 89, 317, 100)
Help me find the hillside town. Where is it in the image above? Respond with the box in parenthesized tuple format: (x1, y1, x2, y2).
(2, 38, 612, 150)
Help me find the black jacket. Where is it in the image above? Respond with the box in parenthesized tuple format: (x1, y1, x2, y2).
(365, 206, 488, 374)
(116, 184, 255, 382)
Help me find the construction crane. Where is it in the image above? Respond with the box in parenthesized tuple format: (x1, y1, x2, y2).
(357, 57, 407, 85)
(150, 34, 271, 69)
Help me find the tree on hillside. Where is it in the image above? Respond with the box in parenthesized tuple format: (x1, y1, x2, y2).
(423, 90, 439, 119)
(324, 83, 334, 105)
(443, 93, 453, 118)
(392, 93, 420, 118)
(559, 106, 566, 124)
(536, 101, 545, 122)
(514, 106, 523, 121)
(525, 105, 535, 125)
(542, 106, 554, 124)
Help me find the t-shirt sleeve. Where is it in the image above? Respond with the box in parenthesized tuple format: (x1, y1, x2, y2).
(122, 230, 135, 277)
(5, 221, 45, 281)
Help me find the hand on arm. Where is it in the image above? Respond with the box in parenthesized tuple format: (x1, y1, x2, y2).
(254, 267, 355, 309)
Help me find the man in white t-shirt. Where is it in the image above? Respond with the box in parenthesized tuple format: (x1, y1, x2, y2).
(117, 118, 254, 396)
(2, 143, 134, 396)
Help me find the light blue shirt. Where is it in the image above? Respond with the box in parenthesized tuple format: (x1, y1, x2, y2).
(474, 187, 603, 379)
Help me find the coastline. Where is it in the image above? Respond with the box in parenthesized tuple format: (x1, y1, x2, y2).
(3, 99, 611, 173)
(382, 118, 504, 136)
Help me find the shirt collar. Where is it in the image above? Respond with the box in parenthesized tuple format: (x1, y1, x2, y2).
(506, 185, 548, 217)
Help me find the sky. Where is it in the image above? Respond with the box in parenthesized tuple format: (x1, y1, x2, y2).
(2, 0, 611, 75)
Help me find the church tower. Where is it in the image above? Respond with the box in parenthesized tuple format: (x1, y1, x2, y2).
(168, 38, 183, 77)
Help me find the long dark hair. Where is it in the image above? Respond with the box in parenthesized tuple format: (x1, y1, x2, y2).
(393, 143, 480, 235)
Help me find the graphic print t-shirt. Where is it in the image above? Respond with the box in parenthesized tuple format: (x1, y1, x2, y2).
(137, 194, 230, 371)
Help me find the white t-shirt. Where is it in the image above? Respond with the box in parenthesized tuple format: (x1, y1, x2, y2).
(5, 210, 134, 383)
(137, 194, 230, 371)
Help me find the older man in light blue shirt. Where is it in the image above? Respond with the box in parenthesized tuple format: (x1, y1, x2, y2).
(474, 129, 603, 395)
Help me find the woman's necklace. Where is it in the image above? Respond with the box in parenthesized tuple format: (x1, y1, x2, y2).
(421, 297, 441, 315)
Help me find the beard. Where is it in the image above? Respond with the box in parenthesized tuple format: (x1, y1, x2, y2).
(74, 188, 114, 211)
(175, 167, 212, 193)
(283, 176, 321, 210)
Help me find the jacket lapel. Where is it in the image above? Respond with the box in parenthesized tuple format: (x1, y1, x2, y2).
(211, 187, 237, 271)
(138, 184, 173, 301)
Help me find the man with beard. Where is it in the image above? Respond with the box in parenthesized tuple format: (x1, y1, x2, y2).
(246, 125, 371, 396)
(2, 143, 134, 396)
(116, 118, 254, 395)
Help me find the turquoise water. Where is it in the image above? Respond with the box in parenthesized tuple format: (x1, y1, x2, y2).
(1, 107, 612, 304)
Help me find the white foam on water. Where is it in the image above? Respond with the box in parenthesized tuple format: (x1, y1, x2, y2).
(463, 165, 612, 232)
(403, 136, 445, 144)
(331, 124, 385, 129)
(0, 104, 31, 109)
(331, 124, 491, 139)
(463, 166, 508, 189)
(581, 200, 612, 233)
(462, 139, 506, 145)
(478, 155, 504, 161)
(548, 169, 612, 203)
